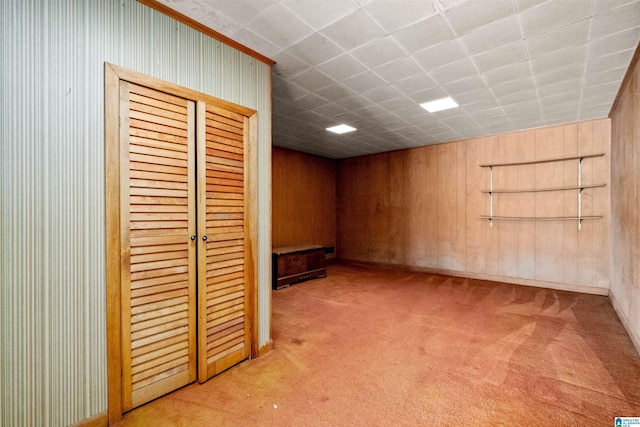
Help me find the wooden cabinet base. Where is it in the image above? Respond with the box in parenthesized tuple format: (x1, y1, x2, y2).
(272, 246, 327, 290)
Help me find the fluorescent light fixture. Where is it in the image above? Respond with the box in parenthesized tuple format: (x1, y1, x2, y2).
(326, 124, 356, 134)
(420, 97, 459, 113)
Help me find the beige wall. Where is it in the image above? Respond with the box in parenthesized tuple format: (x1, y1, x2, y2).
(337, 119, 611, 294)
(272, 147, 337, 249)
(610, 51, 640, 351)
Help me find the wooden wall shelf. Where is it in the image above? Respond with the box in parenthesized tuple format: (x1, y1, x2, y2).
(479, 153, 605, 168)
(480, 153, 606, 229)
(480, 215, 602, 221)
(481, 183, 606, 194)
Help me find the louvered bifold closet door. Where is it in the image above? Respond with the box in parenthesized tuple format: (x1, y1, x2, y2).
(197, 102, 250, 382)
(121, 82, 197, 411)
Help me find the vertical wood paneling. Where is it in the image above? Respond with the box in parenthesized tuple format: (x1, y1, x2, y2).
(517, 131, 536, 279)
(610, 47, 640, 352)
(272, 147, 336, 249)
(497, 133, 519, 278)
(337, 119, 610, 294)
(0, 0, 271, 425)
(534, 126, 564, 282)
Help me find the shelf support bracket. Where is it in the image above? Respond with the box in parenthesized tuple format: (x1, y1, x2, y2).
(578, 155, 582, 230)
(489, 166, 493, 227)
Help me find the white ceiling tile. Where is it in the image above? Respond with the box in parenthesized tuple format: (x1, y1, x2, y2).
(341, 71, 388, 92)
(351, 36, 407, 68)
(537, 80, 582, 98)
(364, 0, 436, 32)
(579, 103, 612, 117)
(520, 0, 593, 38)
(442, 75, 487, 96)
(582, 82, 623, 101)
(593, 0, 638, 14)
(314, 83, 356, 102)
(353, 103, 388, 117)
(454, 88, 496, 105)
(179, 0, 240, 34)
(491, 77, 535, 98)
(230, 28, 281, 58)
(391, 15, 456, 53)
(289, 68, 336, 91)
(397, 104, 435, 119)
(429, 59, 479, 84)
(482, 62, 532, 86)
(462, 99, 501, 113)
(459, 15, 522, 55)
(540, 94, 580, 110)
(285, 33, 344, 66)
(413, 38, 467, 70)
(588, 26, 640, 60)
(373, 57, 423, 83)
(317, 54, 368, 81)
(321, 8, 386, 51)
(279, 0, 359, 30)
(183, 0, 274, 25)
(591, 1, 640, 39)
(272, 51, 311, 78)
(362, 84, 404, 102)
(497, 88, 539, 106)
(525, 19, 591, 59)
(529, 45, 588, 75)
(313, 102, 349, 117)
(469, 107, 509, 122)
(472, 40, 528, 73)
(408, 87, 449, 103)
(583, 67, 627, 87)
(295, 93, 331, 110)
(392, 74, 438, 95)
(334, 95, 373, 111)
(273, 81, 309, 100)
(441, 115, 478, 129)
(535, 64, 585, 86)
(585, 49, 635, 74)
(515, 0, 549, 12)
(445, 0, 516, 36)
(431, 106, 467, 119)
(247, 3, 314, 48)
(378, 96, 418, 112)
(501, 100, 541, 115)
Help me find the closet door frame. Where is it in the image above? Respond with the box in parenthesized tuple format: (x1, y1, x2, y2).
(104, 63, 259, 424)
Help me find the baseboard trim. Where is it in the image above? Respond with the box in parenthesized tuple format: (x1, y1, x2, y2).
(337, 259, 609, 296)
(258, 340, 273, 357)
(609, 292, 640, 357)
(70, 411, 108, 427)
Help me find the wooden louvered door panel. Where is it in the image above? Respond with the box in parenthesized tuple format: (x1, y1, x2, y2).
(121, 82, 197, 411)
(197, 102, 251, 382)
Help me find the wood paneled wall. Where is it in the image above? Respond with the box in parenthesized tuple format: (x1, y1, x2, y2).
(610, 48, 640, 352)
(272, 147, 336, 248)
(337, 119, 611, 294)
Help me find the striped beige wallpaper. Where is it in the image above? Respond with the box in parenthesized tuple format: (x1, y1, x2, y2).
(0, 0, 272, 425)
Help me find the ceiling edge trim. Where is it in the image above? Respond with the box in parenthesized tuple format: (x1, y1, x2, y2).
(136, 0, 276, 66)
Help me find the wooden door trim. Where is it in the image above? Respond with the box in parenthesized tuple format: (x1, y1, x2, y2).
(104, 63, 259, 425)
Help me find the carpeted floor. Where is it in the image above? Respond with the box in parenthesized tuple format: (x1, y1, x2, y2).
(115, 262, 640, 426)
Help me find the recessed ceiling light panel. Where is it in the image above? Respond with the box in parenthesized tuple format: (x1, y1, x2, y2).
(326, 124, 357, 134)
(420, 97, 459, 113)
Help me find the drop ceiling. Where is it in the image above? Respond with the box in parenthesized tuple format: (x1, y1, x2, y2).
(157, 0, 640, 159)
